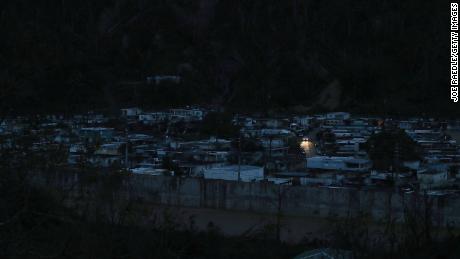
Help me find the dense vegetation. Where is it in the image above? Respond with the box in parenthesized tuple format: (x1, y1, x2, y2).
(364, 129, 421, 170)
(1, 0, 454, 116)
(0, 139, 306, 258)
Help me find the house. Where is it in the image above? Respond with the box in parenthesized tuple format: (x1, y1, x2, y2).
(121, 107, 142, 117)
(325, 112, 351, 126)
(176, 137, 232, 151)
(169, 108, 204, 122)
(331, 129, 353, 139)
(399, 120, 413, 130)
(260, 128, 292, 137)
(130, 167, 170, 176)
(85, 113, 107, 124)
(89, 142, 125, 167)
(264, 177, 291, 185)
(335, 138, 366, 156)
(79, 127, 114, 143)
(260, 138, 285, 149)
(178, 161, 227, 177)
(192, 151, 229, 163)
(326, 112, 350, 120)
(203, 165, 264, 182)
(138, 112, 168, 124)
(307, 156, 372, 172)
(406, 129, 440, 141)
(243, 117, 256, 128)
(146, 75, 181, 85)
(417, 168, 448, 189)
(68, 143, 88, 165)
(293, 116, 313, 128)
(232, 115, 256, 128)
(260, 137, 289, 158)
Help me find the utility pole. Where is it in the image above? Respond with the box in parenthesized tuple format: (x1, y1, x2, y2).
(237, 132, 241, 182)
(394, 140, 400, 185)
(125, 126, 129, 170)
(269, 135, 273, 161)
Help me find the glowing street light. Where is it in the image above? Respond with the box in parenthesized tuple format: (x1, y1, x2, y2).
(300, 138, 314, 156)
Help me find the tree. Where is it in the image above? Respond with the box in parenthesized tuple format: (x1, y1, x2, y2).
(200, 112, 240, 138)
(364, 129, 421, 170)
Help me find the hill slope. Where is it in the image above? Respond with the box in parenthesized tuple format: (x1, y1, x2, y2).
(0, 0, 454, 116)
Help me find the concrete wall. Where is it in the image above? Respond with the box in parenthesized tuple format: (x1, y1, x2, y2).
(32, 171, 460, 228)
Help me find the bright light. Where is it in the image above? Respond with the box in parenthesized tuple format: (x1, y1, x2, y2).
(300, 138, 314, 155)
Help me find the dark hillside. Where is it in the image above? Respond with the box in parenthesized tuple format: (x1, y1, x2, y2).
(0, 0, 453, 116)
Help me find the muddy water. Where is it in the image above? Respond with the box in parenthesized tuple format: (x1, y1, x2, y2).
(151, 206, 333, 244)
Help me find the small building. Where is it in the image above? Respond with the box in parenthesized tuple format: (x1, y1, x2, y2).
(130, 167, 170, 176)
(121, 107, 142, 117)
(68, 143, 88, 165)
(335, 138, 366, 155)
(232, 116, 256, 128)
(293, 116, 313, 128)
(147, 75, 181, 85)
(89, 143, 124, 167)
(192, 151, 229, 163)
(261, 138, 285, 149)
(203, 165, 264, 182)
(169, 108, 204, 122)
(243, 117, 256, 128)
(326, 112, 350, 120)
(138, 112, 168, 124)
(79, 127, 114, 142)
(260, 128, 292, 137)
(325, 112, 351, 126)
(307, 156, 372, 172)
(399, 120, 413, 130)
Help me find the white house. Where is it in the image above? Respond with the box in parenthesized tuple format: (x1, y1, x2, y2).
(203, 165, 264, 182)
(121, 107, 142, 117)
(89, 142, 124, 167)
(261, 138, 285, 149)
(399, 121, 412, 130)
(79, 127, 114, 142)
(243, 117, 256, 128)
(192, 151, 229, 163)
(307, 156, 372, 172)
(335, 139, 365, 155)
(138, 112, 168, 124)
(260, 129, 292, 137)
(293, 116, 313, 128)
(325, 112, 351, 126)
(169, 108, 204, 122)
(130, 167, 170, 176)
